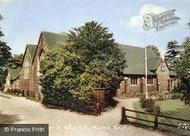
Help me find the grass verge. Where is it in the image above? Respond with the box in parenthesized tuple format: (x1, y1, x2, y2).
(134, 99, 190, 136)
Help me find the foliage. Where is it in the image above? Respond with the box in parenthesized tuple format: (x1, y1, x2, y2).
(172, 91, 183, 99)
(175, 38, 190, 80)
(0, 14, 12, 88)
(0, 15, 12, 67)
(157, 91, 172, 100)
(41, 21, 126, 113)
(165, 40, 182, 71)
(9, 54, 23, 67)
(140, 95, 156, 113)
(172, 38, 190, 104)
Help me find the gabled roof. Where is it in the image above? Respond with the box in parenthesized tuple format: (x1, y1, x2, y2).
(21, 44, 37, 67)
(32, 31, 68, 63)
(42, 31, 67, 46)
(9, 67, 20, 81)
(27, 44, 37, 59)
(118, 44, 161, 75)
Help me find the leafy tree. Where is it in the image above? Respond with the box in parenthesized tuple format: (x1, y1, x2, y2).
(188, 22, 190, 28)
(41, 21, 126, 113)
(0, 15, 12, 67)
(0, 14, 12, 89)
(41, 45, 84, 108)
(165, 40, 182, 71)
(176, 38, 190, 82)
(9, 54, 23, 67)
(173, 38, 190, 104)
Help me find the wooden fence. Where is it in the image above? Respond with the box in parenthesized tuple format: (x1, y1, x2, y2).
(120, 107, 190, 129)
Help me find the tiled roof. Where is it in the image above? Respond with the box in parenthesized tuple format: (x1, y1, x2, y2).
(27, 44, 37, 59)
(118, 44, 161, 75)
(21, 44, 37, 68)
(9, 67, 20, 81)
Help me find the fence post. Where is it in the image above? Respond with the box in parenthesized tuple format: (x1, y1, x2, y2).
(22, 90, 24, 96)
(27, 91, 29, 97)
(120, 107, 128, 124)
(154, 113, 158, 128)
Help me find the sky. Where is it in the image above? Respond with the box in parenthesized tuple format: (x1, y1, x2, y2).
(0, 0, 190, 56)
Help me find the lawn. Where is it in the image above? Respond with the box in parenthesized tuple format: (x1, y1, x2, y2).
(134, 99, 190, 135)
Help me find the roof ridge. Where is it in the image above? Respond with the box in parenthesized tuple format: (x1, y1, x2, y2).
(41, 31, 63, 36)
(26, 44, 37, 46)
(118, 43, 145, 49)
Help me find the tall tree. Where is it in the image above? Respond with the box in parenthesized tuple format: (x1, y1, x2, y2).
(165, 40, 182, 71)
(0, 15, 12, 67)
(176, 38, 190, 81)
(0, 14, 12, 89)
(9, 54, 23, 67)
(41, 21, 126, 113)
(175, 38, 190, 104)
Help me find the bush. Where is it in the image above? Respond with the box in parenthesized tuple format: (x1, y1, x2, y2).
(140, 95, 146, 108)
(171, 92, 183, 99)
(40, 21, 126, 114)
(155, 106, 161, 114)
(157, 91, 172, 100)
(140, 96, 156, 113)
(180, 91, 190, 105)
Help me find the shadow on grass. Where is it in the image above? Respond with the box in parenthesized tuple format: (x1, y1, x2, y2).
(0, 111, 20, 124)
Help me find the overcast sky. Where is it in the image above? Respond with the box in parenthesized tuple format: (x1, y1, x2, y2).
(0, 0, 190, 55)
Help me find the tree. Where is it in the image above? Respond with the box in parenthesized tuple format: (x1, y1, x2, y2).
(9, 54, 23, 67)
(175, 38, 190, 81)
(165, 40, 183, 71)
(41, 21, 126, 113)
(187, 22, 190, 28)
(0, 14, 12, 89)
(0, 15, 12, 67)
(172, 38, 190, 104)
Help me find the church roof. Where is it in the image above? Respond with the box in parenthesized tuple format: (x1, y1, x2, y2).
(118, 44, 161, 75)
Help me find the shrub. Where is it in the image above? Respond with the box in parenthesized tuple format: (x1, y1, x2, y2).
(140, 96, 156, 113)
(157, 91, 172, 100)
(145, 99, 155, 112)
(171, 92, 183, 99)
(140, 95, 146, 108)
(155, 106, 161, 114)
(40, 21, 126, 114)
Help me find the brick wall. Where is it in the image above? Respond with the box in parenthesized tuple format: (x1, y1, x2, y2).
(19, 50, 33, 92)
(32, 34, 45, 99)
(116, 76, 157, 98)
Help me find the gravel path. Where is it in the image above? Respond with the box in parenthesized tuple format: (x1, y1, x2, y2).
(0, 93, 173, 136)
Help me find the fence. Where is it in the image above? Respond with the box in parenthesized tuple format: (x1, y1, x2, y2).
(120, 107, 190, 129)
